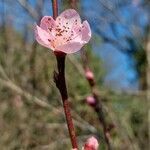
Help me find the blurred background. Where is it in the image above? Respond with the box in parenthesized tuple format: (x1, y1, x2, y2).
(0, 0, 149, 149)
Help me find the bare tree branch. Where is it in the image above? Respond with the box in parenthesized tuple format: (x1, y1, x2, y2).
(17, 0, 39, 20)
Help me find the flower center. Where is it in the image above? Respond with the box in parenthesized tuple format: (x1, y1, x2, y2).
(48, 19, 83, 49)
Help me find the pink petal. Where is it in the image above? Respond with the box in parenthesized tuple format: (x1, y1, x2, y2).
(34, 9, 92, 54)
(40, 16, 56, 31)
(34, 24, 54, 50)
(55, 42, 84, 54)
(70, 21, 91, 44)
(56, 9, 81, 30)
(81, 21, 91, 43)
(83, 137, 99, 150)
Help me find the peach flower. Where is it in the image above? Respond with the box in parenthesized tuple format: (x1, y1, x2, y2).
(35, 9, 91, 54)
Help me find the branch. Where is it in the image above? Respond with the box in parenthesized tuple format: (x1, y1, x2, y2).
(53, 52, 78, 149)
(17, 0, 39, 20)
(81, 49, 112, 149)
(0, 78, 50, 109)
(51, 0, 78, 148)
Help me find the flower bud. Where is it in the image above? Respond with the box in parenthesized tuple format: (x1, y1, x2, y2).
(86, 96, 97, 107)
(83, 136, 99, 150)
(85, 69, 94, 80)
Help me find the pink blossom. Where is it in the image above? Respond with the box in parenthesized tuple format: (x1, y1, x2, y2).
(34, 9, 91, 54)
(86, 96, 97, 107)
(83, 137, 99, 150)
(85, 69, 94, 80)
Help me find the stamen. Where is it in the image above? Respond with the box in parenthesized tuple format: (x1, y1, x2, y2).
(48, 28, 52, 31)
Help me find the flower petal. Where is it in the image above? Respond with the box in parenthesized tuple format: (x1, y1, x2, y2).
(56, 9, 81, 30)
(34, 24, 54, 50)
(40, 16, 56, 31)
(81, 21, 91, 43)
(69, 21, 91, 44)
(55, 42, 84, 54)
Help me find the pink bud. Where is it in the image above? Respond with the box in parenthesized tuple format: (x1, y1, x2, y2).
(85, 69, 94, 80)
(83, 136, 99, 150)
(86, 96, 96, 107)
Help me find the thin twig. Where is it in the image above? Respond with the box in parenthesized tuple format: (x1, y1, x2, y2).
(0, 78, 50, 109)
(53, 52, 78, 149)
(106, 103, 140, 150)
(17, 0, 39, 20)
(51, 1, 78, 148)
(81, 49, 112, 150)
(51, 0, 58, 19)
